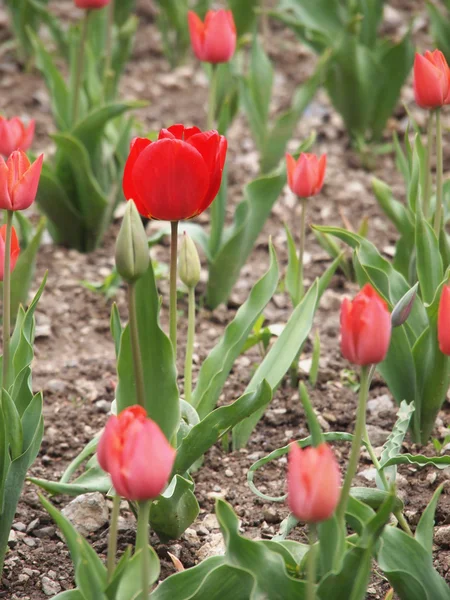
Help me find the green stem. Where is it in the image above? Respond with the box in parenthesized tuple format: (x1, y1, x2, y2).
(72, 9, 90, 123)
(434, 109, 443, 235)
(2, 210, 13, 392)
(184, 286, 196, 404)
(103, 0, 115, 100)
(423, 111, 434, 219)
(169, 221, 179, 358)
(207, 65, 218, 130)
(137, 500, 151, 600)
(336, 365, 369, 522)
(296, 199, 307, 306)
(107, 494, 121, 581)
(128, 283, 146, 409)
(306, 523, 317, 600)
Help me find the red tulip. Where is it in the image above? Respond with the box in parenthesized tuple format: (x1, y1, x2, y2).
(341, 284, 391, 366)
(123, 124, 227, 221)
(97, 406, 176, 501)
(414, 50, 450, 109)
(0, 151, 43, 211)
(0, 117, 34, 158)
(74, 0, 110, 9)
(286, 152, 326, 198)
(0, 226, 20, 281)
(288, 442, 341, 523)
(188, 10, 236, 64)
(438, 285, 450, 356)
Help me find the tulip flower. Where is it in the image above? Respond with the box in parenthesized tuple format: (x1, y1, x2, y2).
(0, 225, 20, 281)
(438, 285, 450, 356)
(0, 117, 35, 158)
(123, 124, 227, 221)
(0, 151, 43, 212)
(341, 284, 391, 366)
(288, 442, 340, 523)
(413, 50, 450, 109)
(188, 10, 236, 64)
(97, 406, 176, 501)
(74, 0, 110, 9)
(286, 152, 326, 199)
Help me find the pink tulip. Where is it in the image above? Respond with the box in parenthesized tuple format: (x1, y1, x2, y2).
(188, 10, 236, 64)
(438, 285, 450, 356)
(0, 225, 20, 281)
(414, 50, 450, 109)
(0, 117, 35, 158)
(74, 0, 111, 9)
(286, 153, 326, 199)
(97, 406, 176, 502)
(0, 151, 43, 211)
(288, 442, 341, 523)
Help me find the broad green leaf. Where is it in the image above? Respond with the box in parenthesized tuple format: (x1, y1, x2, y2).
(52, 591, 85, 600)
(115, 547, 160, 600)
(151, 557, 225, 599)
(228, 0, 259, 36)
(116, 262, 179, 440)
(372, 178, 413, 237)
(284, 224, 299, 305)
(110, 303, 122, 358)
(415, 483, 445, 555)
(193, 245, 279, 417)
(2, 389, 23, 460)
(299, 382, 323, 446)
(415, 212, 443, 305)
(30, 463, 111, 496)
(318, 546, 372, 600)
(382, 453, 450, 469)
(150, 475, 199, 542)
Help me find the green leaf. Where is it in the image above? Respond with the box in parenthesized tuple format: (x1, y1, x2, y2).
(227, 0, 259, 36)
(372, 178, 413, 237)
(317, 546, 372, 600)
(2, 389, 23, 460)
(299, 382, 323, 446)
(427, 1, 450, 64)
(415, 212, 443, 305)
(377, 526, 450, 600)
(415, 483, 445, 555)
(115, 547, 160, 600)
(151, 557, 225, 600)
(150, 475, 199, 542)
(382, 453, 450, 469)
(116, 262, 179, 441)
(284, 224, 299, 305)
(30, 463, 110, 496)
(52, 591, 85, 600)
(193, 244, 279, 417)
(110, 303, 122, 358)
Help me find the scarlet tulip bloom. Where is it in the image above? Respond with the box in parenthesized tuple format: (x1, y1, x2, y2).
(288, 442, 340, 523)
(414, 50, 450, 109)
(286, 152, 326, 198)
(438, 285, 450, 355)
(188, 10, 236, 64)
(74, 0, 110, 9)
(123, 124, 227, 221)
(341, 284, 392, 366)
(0, 226, 20, 281)
(97, 406, 176, 501)
(0, 151, 43, 211)
(0, 117, 35, 158)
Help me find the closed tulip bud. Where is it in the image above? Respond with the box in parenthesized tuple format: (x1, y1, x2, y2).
(188, 10, 236, 64)
(115, 200, 149, 283)
(341, 284, 391, 366)
(123, 125, 227, 222)
(414, 50, 450, 109)
(74, 0, 111, 9)
(97, 406, 176, 501)
(286, 152, 326, 199)
(391, 283, 418, 328)
(438, 285, 450, 355)
(179, 232, 201, 289)
(0, 151, 43, 212)
(0, 117, 35, 158)
(288, 442, 341, 523)
(0, 226, 20, 281)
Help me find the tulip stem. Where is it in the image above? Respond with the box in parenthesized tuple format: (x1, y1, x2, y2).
(423, 111, 434, 219)
(128, 282, 146, 409)
(107, 494, 121, 581)
(306, 523, 317, 600)
(103, 0, 115, 101)
(207, 65, 218, 130)
(169, 221, 179, 358)
(2, 210, 13, 392)
(336, 365, 369, 522)
(434, 109, 443, 235)
(296, 198, 307, 306)
(73, 9, 91, 123)
(184, 286, 196, 404)
(137, 500, 151, 600)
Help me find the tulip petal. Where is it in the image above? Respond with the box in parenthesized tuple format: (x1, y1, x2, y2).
(188, 11, 206, 61)
(285, 154, 297, 191)
(123, 137, 152, 216)
(414, 53, 445, 109)
(11, 154, 43, 211)
(0, 157, 12, 211)
(438, 285, 450, 355)
(203, 10, 236, 63)
(188, 131, 227, 214)
(131, 138, 210, 221)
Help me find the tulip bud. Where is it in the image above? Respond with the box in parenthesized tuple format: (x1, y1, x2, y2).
(340, 284, 391, 366)
(414, 50, 450, 109)
(288, 442, 341, 523)
(0, 117, 35, 157)
(74, 0, 111, 9)
(391, 283, 418, 328)
(188, 10, 236, 64)
(97, 405, 176, 501)
(179, 232, 201, 289)
(438, 284, 450, 355)
(0, 151, 43, 211)
(115, 200, 149, 283)
(286, 152, 326, 199)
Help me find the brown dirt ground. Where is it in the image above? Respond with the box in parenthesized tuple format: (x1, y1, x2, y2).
(0, 0, 449, 599)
